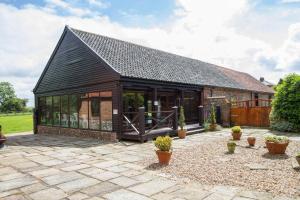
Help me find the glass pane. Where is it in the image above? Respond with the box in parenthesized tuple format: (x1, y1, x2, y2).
(79, 93, 88, 129)
(89, 97, 100, 130)
(69, 95, 78, 128)
(38, 97, 46, 125)
(61, 95, 69, 127)
(101, 99, 112, 131)
(45, 96, 52, 125)
(53, 96, 60, 126)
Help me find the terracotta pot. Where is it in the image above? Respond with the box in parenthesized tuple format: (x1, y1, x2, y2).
(247, 137, 256, 146)
(232, 132, 242, 140)
(209, 124, 217, 131)
(156, 150, 172, 165)
(227, 143, 236, 153)
(178, 129, 186, 139)
(296, 156, 300, 166)
(265, 141, 289, 154)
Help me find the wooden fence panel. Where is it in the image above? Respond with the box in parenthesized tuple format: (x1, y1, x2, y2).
(230, 99, 271, 127)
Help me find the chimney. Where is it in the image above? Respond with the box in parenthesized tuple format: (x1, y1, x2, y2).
(260, 77, 264, 82)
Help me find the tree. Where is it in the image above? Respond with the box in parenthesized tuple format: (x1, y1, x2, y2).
(270, 73, 300, 132)
(0, 82, 16, 106)
(0, 82, 28, 113)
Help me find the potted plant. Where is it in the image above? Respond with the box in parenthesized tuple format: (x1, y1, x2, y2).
(0, 125, 7, 148)
(296, 153, 300, 166)
(178, 106, 186, 139)
(209, 104, 217, 131)
(264, 135, 289, 154)
(231, 126, 242, 140)
(154, 136, 172, 165)
(247, 136, 256, 146)
(227, 140, 236, 153)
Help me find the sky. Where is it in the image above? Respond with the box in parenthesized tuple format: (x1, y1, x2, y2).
(1, 0, 300, 107)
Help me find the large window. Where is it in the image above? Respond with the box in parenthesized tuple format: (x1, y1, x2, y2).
(69, 95, 78, 128)
(79, 93, 89, 129)
(37, 91, 112, 131)
(53, 96, 60, 126)
(45, 96, 52, 125)
(61, 95, 69, 127)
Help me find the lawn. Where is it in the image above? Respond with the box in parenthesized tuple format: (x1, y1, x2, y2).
(0, 113, 33, 134)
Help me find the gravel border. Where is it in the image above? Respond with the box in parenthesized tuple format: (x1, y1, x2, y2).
(141, 136, 300, 197)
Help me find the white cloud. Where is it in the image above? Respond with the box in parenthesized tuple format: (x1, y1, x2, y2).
(0, 0, 299, 106)
(87, 0, 110, 8)
(281, 0, 300, 3)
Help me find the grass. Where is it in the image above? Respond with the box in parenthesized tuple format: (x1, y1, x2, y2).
(0, 114, 33, 134)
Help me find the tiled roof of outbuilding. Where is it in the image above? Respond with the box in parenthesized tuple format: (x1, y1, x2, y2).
(70, 27, 274, 93)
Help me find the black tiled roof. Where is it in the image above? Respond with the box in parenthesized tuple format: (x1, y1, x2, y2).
(70, 27, 274, 93)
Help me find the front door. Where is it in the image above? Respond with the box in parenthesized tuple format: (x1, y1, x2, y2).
(183, 91, 200, 124)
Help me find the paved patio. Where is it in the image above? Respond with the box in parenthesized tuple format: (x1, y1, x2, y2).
(0, 129, 299, 200)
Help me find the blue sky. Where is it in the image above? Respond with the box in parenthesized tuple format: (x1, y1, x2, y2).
(4, 0, 176, 27)
(0, 0, 300, 106)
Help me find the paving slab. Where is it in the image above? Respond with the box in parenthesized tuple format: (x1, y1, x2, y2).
(2, 194, 28, 200)
(0, 176, 37, 192)
(67, 192, 89, 200)
(109, 176, 140, 187)
(81, 182, 121, 196)
(61, 164, 90, 171)
(0, 172, 26, 181)
(128, 178, 176, 196)
(103, 189, 152, 200)
(30, 188, 68, 200)
(29, 168, 61, 178)
(20, 182, 48, 194)
(92, 171, 120, 181)
(57, 177, 100, 193)
(41, 171, 85, 185)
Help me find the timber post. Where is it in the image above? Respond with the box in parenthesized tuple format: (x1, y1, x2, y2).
(172, 106, 178, 131)
(138, 107, 145, 141)
(198, 105, 204, 126)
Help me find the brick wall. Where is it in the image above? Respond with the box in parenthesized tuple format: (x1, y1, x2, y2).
(37, 125, 118, 142)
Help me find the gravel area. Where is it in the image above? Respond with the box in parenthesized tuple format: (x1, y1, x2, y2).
(141, 136, 300, 197)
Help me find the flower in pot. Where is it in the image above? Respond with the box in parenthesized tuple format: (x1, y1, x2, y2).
(0, 125, 7, 148)
(231, 126, 242, 140)
(154, 136, 172, 165)
(247, 136, 256, 146)
(178, 106, 186, 139)
(264, 135, 289, 154)
(227, 140, 236, 153)
(296, 153, 300, 166)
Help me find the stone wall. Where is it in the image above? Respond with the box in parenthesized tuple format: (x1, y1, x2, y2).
(37, 125, 118, 142)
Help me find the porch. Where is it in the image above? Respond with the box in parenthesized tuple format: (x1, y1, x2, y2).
(120, 106, 205, 142)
